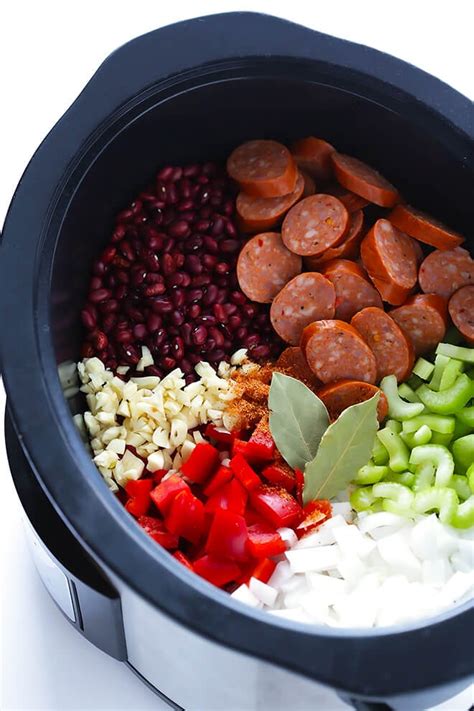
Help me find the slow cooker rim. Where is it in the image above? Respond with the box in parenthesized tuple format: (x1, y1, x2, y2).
(1, 12, 473, 697)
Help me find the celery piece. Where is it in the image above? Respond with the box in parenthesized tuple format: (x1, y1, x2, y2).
(430, 432, 453, 447)
(413, 357, 435, 380)
(412, 425, 432, 446)
(412, 462, 435, 493)
(354, 463, 388, 485)
(451, 475, 471, 501)
(401, 432, 417, 449)
(407, 373, 424, 391)
(383, 470, 415, 487)
(386, 419, 402, 434)
(436, 343, 474, 363)
(377, 427, 410, 472)
(451, 495, 474, 529)
(417, 374, 472, 415)
(452, 435, 474, 473)
(372, 437, 389, 466)
(429, 354, 451, 391)
(456, 407, 474, 428)
(439, 359, 464, 391)
(402, 414, 455, 435)
(453, 418, 473, 441)
(414, 487, 459, 524)
(381, 375, 424, 420)
(398, 383, 422, 404)
(350, 487, 375, 511)
(467, 463, 474, 494)
(372, 482, 415, 516)
(409, 444, 454, 487)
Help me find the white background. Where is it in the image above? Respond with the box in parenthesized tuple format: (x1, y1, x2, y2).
(1, 1, 473, 709)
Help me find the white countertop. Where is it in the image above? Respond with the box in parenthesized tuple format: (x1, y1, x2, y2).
(1, 1, 473, 709)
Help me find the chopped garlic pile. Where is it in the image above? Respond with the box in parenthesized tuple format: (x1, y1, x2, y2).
(77, 348, 247, 491)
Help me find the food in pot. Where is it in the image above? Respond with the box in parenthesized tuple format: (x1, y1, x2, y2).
(76, 136, 474, 628)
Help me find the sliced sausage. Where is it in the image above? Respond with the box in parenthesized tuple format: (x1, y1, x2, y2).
(304, 210, 364, 268)
(418, 247, 474, 299)
(351, 307, 415, 381)
(227, 140, 297, 198)
(317, 380, 388, 423)
(276, 346, 320, 388)
(236, 172, 304, 233)
(331, 153, 400, 208)
(236, 232, 302, 303)
(281, 194, 349, 257)
(390, 293, 448, 356)
(290, 136, 335, 181)
(270, 272, 336, 345)
(360, 219, 418, 305)
(301, 320, 377, 384)
(388, 204, 464, 250)
(321, 259, 383, 321)
(300, 170, 316, 198)
(325, 182, 370, 212)
(448, 286, 474, 345)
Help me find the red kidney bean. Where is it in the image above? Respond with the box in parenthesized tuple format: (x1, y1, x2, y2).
(228, 315, 242, 331)
(186, 288, 203, 303)
(146, 314, 162, 332)
(180, 323, 193, 347)
(184, 255, 202, 275)
(93, 261, 107, 277)
(187, 304, 201, 319)
(250, 344, 271, 359)
(197, 314, 217, 326)
(99, 299, 119, 314)
(213, 304, 226, 322)
(236, 326, 248, 340)
(171, 310, 185, 327)
(115, 269, 129, 284)
(242, 303, 257, 319)
(102, 314, 118, 333)
(157, 166, 175, 182)
(183, 164, 200, 178)
(216, 289, 228, 305)
(160, 253, 175, 276)
(168, 220, 191, 238)
(82, 342, 95, 358)
(202, 254, 218, 270)
(192, 326, 207, 345)
(133, 324, 147, 340)
(195, 219, 210, 232)
(179, 178, 192, 199)
(172, 337, 185, 360)
(147, 233, 164, 251)
(215, 262, 230, 276)
(245, 334, 260, 349)
(81, 308, 97, 330)
(154, 329, 167, 348)
(171, 289, 186, 309)
(131, 268, 147, 286)
(143, 283, 166, 297)
(146, 272, 164, 285)
(202, 284, 218, 306)
(207, 349, 225, 363)
(180, 273, 192, 288)
(89, 288, 111, 303)
(114, 285, 128, 300)
(184, 236, 203, 253)
(220, 239, 239, 254)
(115, 329, 134, 345)
(209, 327, 225, 347)
(203, 236, 218, 253)
(191, 274, 211, 287)
(162, 237, 175, 253)
(122, 345, 140, 364)
(230, 290, 246, 305)
(223, 303, 238, 317)
(211, 216, 225, 235)
(145, 365, 164, 378)
(150, 297, 173, 314)
(223, 339, 232, 351)
(160, 356, 176, 370)
(177, 199, 194, 211)
(90, 276, 103, 291)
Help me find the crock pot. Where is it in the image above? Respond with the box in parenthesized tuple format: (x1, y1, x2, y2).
(1, 12, 473, 711)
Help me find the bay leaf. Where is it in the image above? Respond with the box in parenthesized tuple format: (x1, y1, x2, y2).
(269, 372, 329, 471)
(303, 393, 379, 504)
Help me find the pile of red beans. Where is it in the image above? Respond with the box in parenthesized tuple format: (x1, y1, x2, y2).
(81, 162, 283, 381)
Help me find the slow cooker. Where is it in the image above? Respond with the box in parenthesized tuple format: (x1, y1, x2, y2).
(1, 12, 473, 711)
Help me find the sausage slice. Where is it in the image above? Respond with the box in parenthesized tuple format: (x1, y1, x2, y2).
(322, 259, 383, 321)
(389, 204, 464, 250)
(270, 272, 336, 345)
(317, 380, 388, 422)
(236, 172, 304, 233)
(290, 136, 335, 181)
(236, 232, 302, 303)
(301, 320, 377, 384)
(325, 183, 370, 212)
(390, 294, 448, 356)
(448, 286, 474, 345)
(331, 153, 400, 207)
(282, 194, 349, 256)
(418, 247, 474, 299)
(276, 346, 320, 389)
(360, 219, 418, 305)
(304, 210, 364, 268)
(351, 307, 414, 381)
(227, 140, 297, 198)
(300, 170, 317, 198)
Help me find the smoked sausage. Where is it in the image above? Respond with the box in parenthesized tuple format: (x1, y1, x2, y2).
(448, 286, 474, 345)
(227, 140, 297, 198)
(276, 346, 320, 388)
(418, 247, 474, 299)
(290, 136, 335, 181)
(388, 204, 464, 250)
(390, 294, 448, 356)
(331, 153, 400, 208)
(317, 380, 388, 422)
(236, 172, 304, 233)
(282, 194, 349, 256)
(322, 259, 383, 321)
(304, 210, 364, 268)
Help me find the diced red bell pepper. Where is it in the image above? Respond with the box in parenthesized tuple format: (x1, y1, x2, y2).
(151, 474, 189, 516)
(193, 554, 241, 587)
(206, 510, 249, 562)
(125, 479, 153, 517)
(294, 468, 304, 506)
(244, 508, 269, 527)
(152, 469, 168, 484)
(232, 436, 275, 465)
(180, 442, 220, 484)
(250, 485, 303, 529)
(229, 453, 261, 491)
(248, 427, 276, 461)
(246, 523, 287, 558)
(297, 500, 332, 536)
(262, 462, 295, 493)
(165, 489, 206, 544)
(203, 465, 233, 497)
(172, 550, 194, 571)
(137, 516, 179, 550)
(204, 478, 247, 516)
(250, 557, 277, 584)
(204, 424, 234, 446)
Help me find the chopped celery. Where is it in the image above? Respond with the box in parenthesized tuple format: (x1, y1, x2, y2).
(414, 487, 459, 524)
(372, 482, 415, 515)
(381, 375, 424, 420)
(439, 359, 464, 391)
(402, 414, 455, 435)
(436, 343, 474, 363)
(452, 435, 474, 473)
(430, 432, 453, 446)
(412, 357, 435, 380)
(451, 475, 471, 501)
(429, 354, 450, 391)
(412, 462, 435, 493)
(467, 463, 474, 493)
(451, 496, 474, 528)
(456, 407, 474, 428)
(354, 463, 388, 485)
(372, 437, 389, 465)
(401, 431, 418, 449)
(453, 418, 473, 440)
(412, 425, 432, 446)
(398, 383, 422, 404)
(383, 470, 415, 487)
(407, 373, 424, 390)
(386, 419, 402, 434)
(376, 428, 410, 472)
(350, 486, 375, 511)
(417, 374, 472, 414)
(409, 444, 454, 487)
